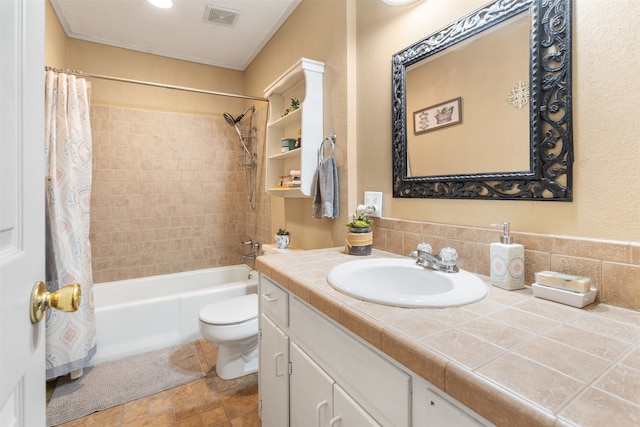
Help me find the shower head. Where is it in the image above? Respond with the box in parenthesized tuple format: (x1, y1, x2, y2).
(223, 106, 255, 126)
(223, 112, 237, 126)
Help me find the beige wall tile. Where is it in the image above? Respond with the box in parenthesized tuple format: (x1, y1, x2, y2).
(373, 218, 640, 312)
(603, 262, 640, 310)
(90, 105, 268, 283)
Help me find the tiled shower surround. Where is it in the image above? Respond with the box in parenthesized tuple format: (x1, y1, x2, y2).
(372, 218, 640, 312)
(89, 105, 270, 283)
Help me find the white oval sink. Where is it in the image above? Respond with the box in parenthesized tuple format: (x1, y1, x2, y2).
(327, 258, 488, 308)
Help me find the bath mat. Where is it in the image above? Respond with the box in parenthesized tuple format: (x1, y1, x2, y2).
(46, 343, 204, 426)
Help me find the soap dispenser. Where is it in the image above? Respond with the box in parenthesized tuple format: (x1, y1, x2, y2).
(490, 222, 525, 290)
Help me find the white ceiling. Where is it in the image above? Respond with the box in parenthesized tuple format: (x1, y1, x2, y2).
(50, 0, 302, 70)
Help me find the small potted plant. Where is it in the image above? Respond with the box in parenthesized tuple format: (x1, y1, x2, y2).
(345, 207, 374, 255)
(275, 228, 290, 249)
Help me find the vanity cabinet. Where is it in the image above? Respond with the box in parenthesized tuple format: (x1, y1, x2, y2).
(259, 314, 289, 426)
(258, 273, 491, 427)
(258, 277, 290, 426)
(263, 58, 324, 197)
(290, 342, 381, 426)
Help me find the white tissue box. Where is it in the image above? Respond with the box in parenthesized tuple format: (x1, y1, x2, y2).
(532, 283, 597, 308)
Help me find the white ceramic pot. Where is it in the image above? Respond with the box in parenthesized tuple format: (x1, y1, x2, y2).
(275, 235, 290, 249)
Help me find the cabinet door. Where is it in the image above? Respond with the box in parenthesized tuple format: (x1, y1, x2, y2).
(290, 343, 333, 427)
(259, 314, 289, 427)
(331, 384, 381, 427)
(425, 388, 485, 426)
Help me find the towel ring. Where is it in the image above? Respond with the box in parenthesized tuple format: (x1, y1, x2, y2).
(319, 133, 336, 163)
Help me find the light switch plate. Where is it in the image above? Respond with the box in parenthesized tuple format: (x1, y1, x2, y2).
(364, 191, 382, 217)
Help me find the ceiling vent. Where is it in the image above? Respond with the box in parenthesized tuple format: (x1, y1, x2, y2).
(203, 5, 240, 27)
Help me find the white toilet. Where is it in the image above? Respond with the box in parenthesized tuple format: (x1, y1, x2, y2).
(198, 293, 259, 380)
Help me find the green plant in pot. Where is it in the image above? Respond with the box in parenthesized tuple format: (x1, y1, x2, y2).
(275, 228, 290, 249)
(346, 209, 373, 232)
(345, 207, 374, 255)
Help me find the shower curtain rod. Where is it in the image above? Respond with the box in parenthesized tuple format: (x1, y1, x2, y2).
(44, 66, 268, 102)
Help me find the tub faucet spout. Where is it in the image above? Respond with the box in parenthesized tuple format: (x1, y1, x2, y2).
(241, 253, 257, 261)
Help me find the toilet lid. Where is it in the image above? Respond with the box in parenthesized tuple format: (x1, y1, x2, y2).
(199, 293, 258, 325)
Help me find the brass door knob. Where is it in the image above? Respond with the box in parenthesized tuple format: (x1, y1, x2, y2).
(30, 281, 81, 323)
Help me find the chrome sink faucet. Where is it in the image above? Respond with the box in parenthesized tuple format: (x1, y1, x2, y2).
(409, 243, 459, 273)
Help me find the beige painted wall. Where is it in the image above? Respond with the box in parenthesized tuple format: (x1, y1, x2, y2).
(357, 0, 640, 242)
(406, 14, 530, 176)
(45, 2, 271, 281)
(45, 2, 252, 117)
(45, 0, 66, 67)
(245, 0, 352, 249)
(65, 39, 249, 116)
(47, 0, 640, 249)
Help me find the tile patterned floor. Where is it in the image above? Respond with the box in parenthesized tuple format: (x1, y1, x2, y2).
(46, 340, 261, 427)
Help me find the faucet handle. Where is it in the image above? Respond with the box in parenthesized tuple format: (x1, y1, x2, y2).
(416, 243, 433, 254)
(242, 239, 253, 246)
(439, 247, 458, 266)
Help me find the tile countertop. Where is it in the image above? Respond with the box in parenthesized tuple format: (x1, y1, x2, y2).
(256, 248, 640, 427)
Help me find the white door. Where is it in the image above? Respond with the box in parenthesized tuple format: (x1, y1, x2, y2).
(290, 343, 333, 427)
(332, 385, 381, 427)
(0, 0, 46, 425)
(259, 314, 289, 427)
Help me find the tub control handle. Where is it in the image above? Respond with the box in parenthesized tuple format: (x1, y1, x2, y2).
(274, 352, 285, 377)
(316, 400, 328, 427)
(263, 293, 278, 302)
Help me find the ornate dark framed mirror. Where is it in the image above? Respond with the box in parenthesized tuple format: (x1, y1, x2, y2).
(392, 0, 572, 200)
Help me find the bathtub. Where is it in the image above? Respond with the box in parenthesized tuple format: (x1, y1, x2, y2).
(91, 265, 257, 365)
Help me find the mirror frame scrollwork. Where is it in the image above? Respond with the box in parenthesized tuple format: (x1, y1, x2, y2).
(391, 0, 573, 201)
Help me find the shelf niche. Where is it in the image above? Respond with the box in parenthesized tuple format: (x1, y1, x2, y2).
(264, 58, 324, 197)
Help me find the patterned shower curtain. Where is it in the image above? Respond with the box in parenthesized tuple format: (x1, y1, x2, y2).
(44, 70, 97, 379)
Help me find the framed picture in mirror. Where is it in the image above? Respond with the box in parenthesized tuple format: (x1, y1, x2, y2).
(413, 97, 462, 135)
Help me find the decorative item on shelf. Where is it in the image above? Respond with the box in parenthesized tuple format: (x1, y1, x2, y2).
(295, 128, 302, 149)
(344, 206, 374, 256)
(281, 98, 300, 117)
(281, 138, 296, 152)
(277, 174, 293, 188)
(290, 170, 301, 188)
(275, 228, 290, 249)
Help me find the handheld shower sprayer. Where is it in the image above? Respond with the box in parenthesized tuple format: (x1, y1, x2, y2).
(223, 106, 257, 209)
(224, 106, 255, 126)
(223, 106, 255, 160)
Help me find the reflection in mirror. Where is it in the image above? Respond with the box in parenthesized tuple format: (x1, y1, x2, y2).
(407, 14, 530, 177)
(392, 0, 573, 200)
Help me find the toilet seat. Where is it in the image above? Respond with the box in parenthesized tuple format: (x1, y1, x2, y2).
(199, 293, 257, 326)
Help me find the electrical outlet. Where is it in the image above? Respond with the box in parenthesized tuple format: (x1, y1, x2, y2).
(364, 191, 382, 217)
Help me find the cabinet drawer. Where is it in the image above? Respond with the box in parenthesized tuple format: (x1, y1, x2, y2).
(259, 274, 288, 327)
(290, 296, 411, 427)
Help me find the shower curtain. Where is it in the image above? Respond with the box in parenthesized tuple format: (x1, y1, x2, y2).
(44, 70, 97, 379)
